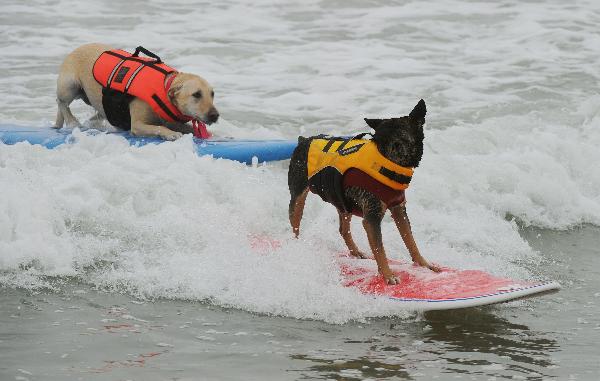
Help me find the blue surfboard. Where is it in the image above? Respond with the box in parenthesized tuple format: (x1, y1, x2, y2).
(0, 124, 297, 164)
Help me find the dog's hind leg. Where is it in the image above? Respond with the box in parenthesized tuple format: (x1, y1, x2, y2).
(338, 211, 366, 258)
(53, 109, 64, 129)
(389, 204, 439, 272)
(289, 188, 308, 238)
(362, 202, 399, 285)
(288, 138, 311, 237)
(54, 71, 82, 128)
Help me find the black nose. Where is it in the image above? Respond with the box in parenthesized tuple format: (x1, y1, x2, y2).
(207, 108, 219, 124)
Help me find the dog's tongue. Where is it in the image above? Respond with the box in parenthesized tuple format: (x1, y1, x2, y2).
(192, 120, 211, 139)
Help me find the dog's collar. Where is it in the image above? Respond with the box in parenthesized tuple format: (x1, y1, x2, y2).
(164, 72, 210, 139)
(164, 72, 178, 93)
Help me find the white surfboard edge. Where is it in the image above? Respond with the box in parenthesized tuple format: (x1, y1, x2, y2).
(384, 281, 561, 311)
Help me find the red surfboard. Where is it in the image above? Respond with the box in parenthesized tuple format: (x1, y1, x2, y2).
(250, 236, 560, 311)
(338, 255, 559, 310)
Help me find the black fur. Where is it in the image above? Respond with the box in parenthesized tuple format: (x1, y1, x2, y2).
(365, 98, 425, 168)
(288, 138, 309, 195)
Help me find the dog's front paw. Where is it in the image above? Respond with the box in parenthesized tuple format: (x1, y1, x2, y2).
(385, 275, 400, 285)
(419, 261, 441, 273)
(349, 250, 368, 259)
(414, 258, 442, 273)
(162, 131, 183, 141)
(428, 264, 442, 273)
(379, 267, 400, 285)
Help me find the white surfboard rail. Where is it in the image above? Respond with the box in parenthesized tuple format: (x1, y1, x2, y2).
(385, 281, 561, 311)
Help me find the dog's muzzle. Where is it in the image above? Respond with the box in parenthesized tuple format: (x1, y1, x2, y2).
(206, 107, 219, 124)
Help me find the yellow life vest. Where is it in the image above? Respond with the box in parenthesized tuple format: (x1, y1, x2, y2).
(308, 137, 413, 189)
(306, 136, 413, 214)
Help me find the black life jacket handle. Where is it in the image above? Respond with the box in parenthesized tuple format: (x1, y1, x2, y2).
(132, 46, 162, 64)
(352, 132, 373, 140)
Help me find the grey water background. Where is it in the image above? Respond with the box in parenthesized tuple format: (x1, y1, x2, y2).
(2, 0, 600, 379)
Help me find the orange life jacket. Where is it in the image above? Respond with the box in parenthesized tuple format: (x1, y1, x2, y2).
(92, 47, 191, 129)
(307, 135, 413, 216)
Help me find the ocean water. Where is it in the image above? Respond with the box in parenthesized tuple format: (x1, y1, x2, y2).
(1, 0, 599, 379)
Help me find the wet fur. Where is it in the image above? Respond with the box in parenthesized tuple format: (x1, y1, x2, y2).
(288, 99, 439, 284)
(54, 43, 219, 140)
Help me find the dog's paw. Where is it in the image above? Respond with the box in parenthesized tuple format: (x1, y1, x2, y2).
(349, 250, 368, 259)
(162, 131, 183, 141)
(385, 275, 400, 285)
(414, 259, 442, 273)
(426, 263, 442, 273)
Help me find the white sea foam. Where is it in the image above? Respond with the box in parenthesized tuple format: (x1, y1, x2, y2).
(1, 0, 599, 322)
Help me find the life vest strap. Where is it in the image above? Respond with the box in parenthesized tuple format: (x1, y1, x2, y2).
(378, 167, 412, 185)
(151, 94, 183, 122)
(103, 50, 172, 76)
(352, 132, 373, 140)
(321, 132, 372, 154)
(321, 139, 334, 152)
(336, 138, 353, 152)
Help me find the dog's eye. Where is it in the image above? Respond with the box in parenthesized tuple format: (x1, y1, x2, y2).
(192, 91, 202, 99)
(211, 90, 215, 99)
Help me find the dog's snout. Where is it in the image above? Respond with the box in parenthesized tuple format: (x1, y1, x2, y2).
(207, 108, 219, 124)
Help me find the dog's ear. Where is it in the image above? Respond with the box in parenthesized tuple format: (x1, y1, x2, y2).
(167, 82, 183, 102)
(409, 99, 426, 124)
(364, 118, 384, 130)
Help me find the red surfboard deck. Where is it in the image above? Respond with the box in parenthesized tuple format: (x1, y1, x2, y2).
(249, 236, 560, 311)
(338, 255, 560, 310)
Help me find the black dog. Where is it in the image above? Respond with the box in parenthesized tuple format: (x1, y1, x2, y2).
(288, 99, 438, 284)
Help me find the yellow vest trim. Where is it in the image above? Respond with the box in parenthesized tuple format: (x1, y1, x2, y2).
(307, 138, 414, 191)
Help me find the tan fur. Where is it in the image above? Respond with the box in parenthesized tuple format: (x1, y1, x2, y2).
(54, 43, 218, 140)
